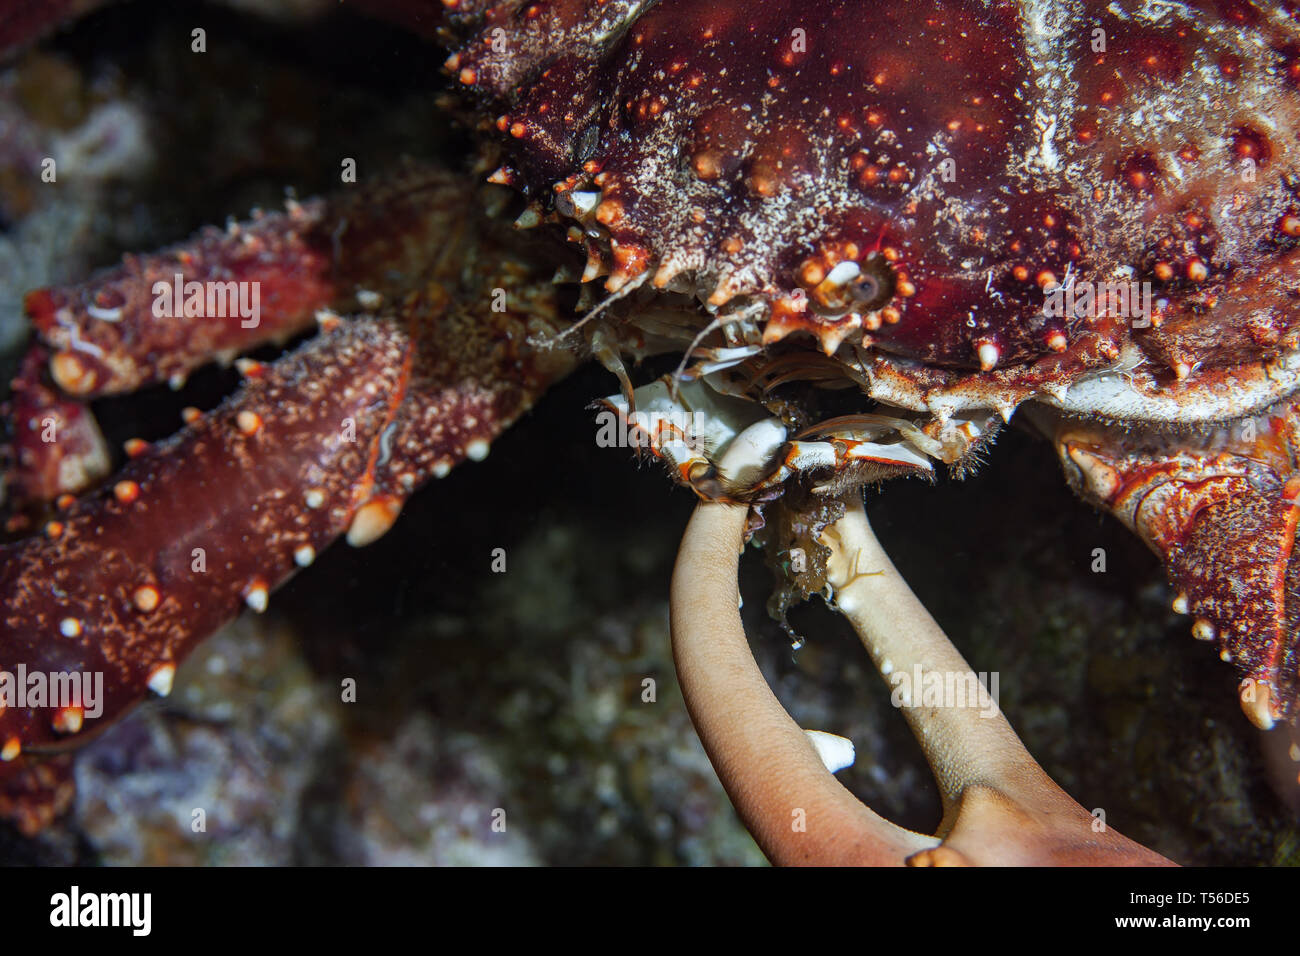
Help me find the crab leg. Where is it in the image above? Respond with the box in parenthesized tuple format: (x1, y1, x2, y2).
(1035, 404, 1300, 731)
(0, 257, 574, 833)
(24, 167, 466, 399)
(5, 166, 471, 512)
(671, 494, 1172, 865)
(0, 321, 405, 830)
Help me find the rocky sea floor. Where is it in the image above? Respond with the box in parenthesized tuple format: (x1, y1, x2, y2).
(1, 0, 1297, 866)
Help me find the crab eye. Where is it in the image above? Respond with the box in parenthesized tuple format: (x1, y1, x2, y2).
(850, 255, 895, 311)
(853, 273, 881, 303)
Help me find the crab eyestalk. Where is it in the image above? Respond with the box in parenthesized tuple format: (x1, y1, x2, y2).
(670, 492, 1174, 866)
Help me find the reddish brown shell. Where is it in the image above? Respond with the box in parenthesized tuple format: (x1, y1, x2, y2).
(1041, 399, 1300, 725)
(452, 0, 1300, 385)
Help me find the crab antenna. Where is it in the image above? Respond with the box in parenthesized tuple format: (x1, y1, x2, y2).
(670, 493, 1175, 866)
(669, 314, 732, 401)
(667, 301, 762, 400)
(547, 270, 650, 347)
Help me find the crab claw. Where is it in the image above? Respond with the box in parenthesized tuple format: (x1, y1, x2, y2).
(670, 494, 1173, 866)
(1042, 409, 1300, 732)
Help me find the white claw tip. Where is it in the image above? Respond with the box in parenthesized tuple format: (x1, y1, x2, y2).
(244, 584, 269, 614)
(147, 663, 176, 698)
(804, 729, 856, 773)
(346, 496, 403, 547)
(1240, 679, 1277, 731)
(1171, 593, 1190, 615)
(466, 439, 490, 462)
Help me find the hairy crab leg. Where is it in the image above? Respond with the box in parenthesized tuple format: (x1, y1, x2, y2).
(0, 319, 407, 830)
(0, 263, 574, 832)
(4, 165, 472, 514)
(671, 494, 1173, 865)
(23, 166, 465, 400)
(1030, 403, 1300, 731)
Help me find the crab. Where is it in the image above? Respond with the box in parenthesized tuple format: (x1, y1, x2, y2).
(1, 0, 1300, 864)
